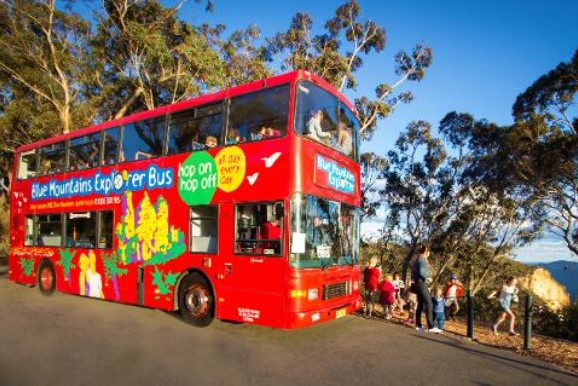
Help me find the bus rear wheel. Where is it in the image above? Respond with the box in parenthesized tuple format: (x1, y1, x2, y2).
(178, 273, 214, 327)
(38, 260, 56, 296)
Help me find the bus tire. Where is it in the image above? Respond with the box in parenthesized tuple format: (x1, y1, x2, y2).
(38, 259, 56, 296)
(178, 273, 214, 327)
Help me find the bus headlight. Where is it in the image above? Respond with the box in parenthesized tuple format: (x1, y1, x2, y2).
(290, 288, 319, 301)
(307, 288, 318, 301)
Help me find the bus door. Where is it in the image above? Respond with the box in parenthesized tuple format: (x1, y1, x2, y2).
(217, 202, 286, 326)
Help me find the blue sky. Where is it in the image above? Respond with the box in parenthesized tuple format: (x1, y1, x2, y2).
(82, 0, 578, 262)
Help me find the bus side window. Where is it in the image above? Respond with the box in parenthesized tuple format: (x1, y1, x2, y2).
(229, 85, 289, 143)
(122, 119, 165, 162)
(25, 215, 35, 246)
(235, 202, 283, 256)
(98, 211, 114, 249)
(103, 127, 120, 165)
(168, 103, 223, 154)
(190, 206, 218, 253)
(69, 133, 101, 171)
(39, 142, 66, 175)
(18, 150, 37, 179)
(37, 214, 63, 247)
(66, 212, 97, 248)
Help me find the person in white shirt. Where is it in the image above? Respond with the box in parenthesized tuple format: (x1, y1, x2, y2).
(305, 109, 331, 143)
(488, 276, 520, 336)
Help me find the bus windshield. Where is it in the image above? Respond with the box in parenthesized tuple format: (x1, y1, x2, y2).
(289, 194, 359, 269)
(295, 81, 359, 161)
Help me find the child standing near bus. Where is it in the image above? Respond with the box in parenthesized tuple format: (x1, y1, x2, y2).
(403, 279, 418, 326)
(363, 257, 381, 317)
(392, 272, 405, 314)
(432, 287, 446, 333)
(379, 274, 396, 320)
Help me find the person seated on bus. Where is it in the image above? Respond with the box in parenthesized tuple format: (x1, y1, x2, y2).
(205, 136, 218, 149)
(335, 121, 353, 156)
(305, 109, 331, 144)
(307, 216, 329, 246)
(260, 215, 281, 254)
(39, 159, 52, 175)
(226, 128, 243, 145)
(264, 127, 281, 138)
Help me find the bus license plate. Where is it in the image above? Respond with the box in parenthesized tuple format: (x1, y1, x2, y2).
(336, 309, 346, 319)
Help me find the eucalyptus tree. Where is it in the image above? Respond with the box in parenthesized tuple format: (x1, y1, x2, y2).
(510, 49, 578, 257)
(379, 113, 544, 288)
(265, 0, 432, 139)
(92, 0, 226, 120)
(380, 120, 449, 278)
(0, 0, 97, 135)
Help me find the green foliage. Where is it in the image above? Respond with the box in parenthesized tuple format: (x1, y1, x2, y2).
(363, 111, 545, 286)
(19, 256, 34, 277)
(56, 249, 76, 279)
(102, 251, 128, 282)
(151, 266, 178, 297)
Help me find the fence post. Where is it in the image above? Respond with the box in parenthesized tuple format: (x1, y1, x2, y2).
(467, 289, 474, 339)
(524, 294, 533, 350)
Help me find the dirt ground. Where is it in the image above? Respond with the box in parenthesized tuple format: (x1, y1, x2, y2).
(363, 308, 578, 375)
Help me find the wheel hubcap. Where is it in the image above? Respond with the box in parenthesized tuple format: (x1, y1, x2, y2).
(40, 267, 53, 290)
(184, 284, 210, 318)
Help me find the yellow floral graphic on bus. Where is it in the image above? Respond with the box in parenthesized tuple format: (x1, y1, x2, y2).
(115, 191, 185, 266)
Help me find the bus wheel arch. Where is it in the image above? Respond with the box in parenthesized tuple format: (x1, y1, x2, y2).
(176, 270, 215, 327)
(37, 259, 56, 296)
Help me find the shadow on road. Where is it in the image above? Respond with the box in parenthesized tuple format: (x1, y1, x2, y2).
(414, 334, 577, 385)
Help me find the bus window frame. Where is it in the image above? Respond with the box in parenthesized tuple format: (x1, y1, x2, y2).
(233, 201, 284, 257)
(166, 101, 225, 155)
(18, 149, 38, 180)
(189, 205, 219, 254)
(293, 80, 360, 163)
(227, 84, 290, 144)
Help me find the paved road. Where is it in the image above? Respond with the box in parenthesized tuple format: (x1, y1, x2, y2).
(0, 268, 576, 386)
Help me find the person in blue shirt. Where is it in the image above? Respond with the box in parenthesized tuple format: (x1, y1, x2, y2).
(411, 245, 441, 333)
(432, 286, 446, 333)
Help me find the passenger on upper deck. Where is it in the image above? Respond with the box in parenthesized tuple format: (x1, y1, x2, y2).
(226, 128, 242, 145)
(335, 121, 353, 156)
(205, 136, 218, 149)
(305, 109, 331, 144)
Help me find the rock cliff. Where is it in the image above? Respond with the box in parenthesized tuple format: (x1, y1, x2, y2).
(520, 267, 570, 310)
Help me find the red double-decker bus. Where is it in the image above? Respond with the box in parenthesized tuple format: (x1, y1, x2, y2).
(8, 70, 361, 328)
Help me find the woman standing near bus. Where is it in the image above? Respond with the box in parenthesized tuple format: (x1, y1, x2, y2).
(411, 245, 441, 333)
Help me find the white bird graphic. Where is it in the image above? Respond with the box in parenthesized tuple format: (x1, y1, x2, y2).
(262, 152, 281, 168)
(247, 173, 259, 185)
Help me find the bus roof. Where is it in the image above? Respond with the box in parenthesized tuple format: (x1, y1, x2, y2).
(16, 70, 355, 153)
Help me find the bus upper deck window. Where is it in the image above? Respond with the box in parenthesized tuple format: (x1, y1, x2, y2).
(39, 142, 66, 175)
(229, 85, 289, 143)
(103, 127, 120, 165)
(18, 150, 37, 179)
(69, 133, 101, 171)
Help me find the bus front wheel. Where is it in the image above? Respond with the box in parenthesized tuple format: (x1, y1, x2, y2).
(38, 260, 56, 296)
(178, 273, 214, 327)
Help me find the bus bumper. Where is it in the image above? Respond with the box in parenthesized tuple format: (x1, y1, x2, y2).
(286, 296, 362, 329)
